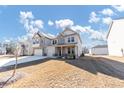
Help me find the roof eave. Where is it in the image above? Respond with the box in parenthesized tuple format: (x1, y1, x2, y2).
(106, 21, 113, 39)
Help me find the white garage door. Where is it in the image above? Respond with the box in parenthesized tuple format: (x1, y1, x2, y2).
(34, 49, 43, 56)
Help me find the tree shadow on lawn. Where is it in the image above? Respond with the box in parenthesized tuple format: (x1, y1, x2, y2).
(0, 58, 50, 72)
(64, 56, 124, 80)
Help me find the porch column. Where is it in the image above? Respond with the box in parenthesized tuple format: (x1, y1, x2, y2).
(61, 46, 62, 56)
(75, 46, 78, 58)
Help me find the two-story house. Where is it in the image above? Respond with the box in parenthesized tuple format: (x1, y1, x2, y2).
(32, 28, 83, 58)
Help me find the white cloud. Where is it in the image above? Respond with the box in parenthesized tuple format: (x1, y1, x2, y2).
(100, 8, 114, 16)
(48, 20, 54, 26)
(89, 12, 100, 23)
(18, 35, 28, 42)
(71, 25, 106, 41)
(90, 31, 107, 41)
(19, 11, 107, 42)
(102, 17, 112, 25)
(53, 20, 106, 41)
(34, 20, 44, 29)
(71, 25, 89, 33)
(5, 39, 11, 43)
(3, 37, 16, 43)
(55, 19, 74, 29)
(20, 11, 44, 35)
(112, 5, 124, 12)
(84, 26, 107, 41)
(20, 11, 34, 23)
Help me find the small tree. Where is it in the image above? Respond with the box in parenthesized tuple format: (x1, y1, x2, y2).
(1, 43, 19, 88)
(12, 43, 19, 76)
(82, 47, 89, 54)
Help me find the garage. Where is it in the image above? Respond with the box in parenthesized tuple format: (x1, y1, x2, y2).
(34, 49, 43, 56)
(89, 45, 108, 55)
(46, 46, 55, 57)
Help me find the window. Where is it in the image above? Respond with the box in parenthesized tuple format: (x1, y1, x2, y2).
(54, 40, 57, 44)
(36, 40, 39, 44)
(52, 40, 54, 44)
(52, 40, 57, 45)
(68, 47, 75, 54)
(33, 39, 37, 44)
(68, 47, 70, 54)
(68, 37, 70, 42)
(33, 41, 35, 44)
(71, 37, 74, 42)
(71, 47, 75, 54)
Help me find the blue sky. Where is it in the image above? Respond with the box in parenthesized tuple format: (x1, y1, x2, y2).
(0, 5, 124, 48)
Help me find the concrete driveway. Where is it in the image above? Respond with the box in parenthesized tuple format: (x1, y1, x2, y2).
(0, 55, 47, 67)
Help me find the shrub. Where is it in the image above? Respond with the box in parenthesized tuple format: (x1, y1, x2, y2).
(67, 53, 75, 59)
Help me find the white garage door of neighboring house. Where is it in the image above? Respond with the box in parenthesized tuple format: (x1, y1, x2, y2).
(34, 49, 43, 56)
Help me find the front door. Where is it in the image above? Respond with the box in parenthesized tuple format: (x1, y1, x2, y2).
(58, 48, 61, 56)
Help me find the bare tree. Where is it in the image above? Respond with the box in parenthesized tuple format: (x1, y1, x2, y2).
(1, 43, 19, 88)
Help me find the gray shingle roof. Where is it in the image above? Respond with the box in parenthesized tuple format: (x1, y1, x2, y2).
(92, 45, 108, 48)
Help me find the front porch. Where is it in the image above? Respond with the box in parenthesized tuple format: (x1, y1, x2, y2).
(54, 44, 78, 59)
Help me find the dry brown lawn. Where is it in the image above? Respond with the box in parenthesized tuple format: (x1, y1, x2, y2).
(102, 56, 124, 63)
(0, 56, 124, 88)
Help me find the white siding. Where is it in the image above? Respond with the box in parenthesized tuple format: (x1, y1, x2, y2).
(76, 35, 83, 57)
(62, 30, 75, 36)
(77, 42, 82, 57)
(90, 47, 108, 55)
(108, 19, 124, 56)
(44, 38, 51, 45)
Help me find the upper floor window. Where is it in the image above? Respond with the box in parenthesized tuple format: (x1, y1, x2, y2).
(71, 37, 74, 42)
(52, 40, 54, 45)
(33, 39, 36, 44)
(68, 37, 70, 42)
(54, 40, 57, 44)
(68, 37, 74, 43)
(52, 40, 57, 45)
(33, 41, 35, 44)
(33, 39, 39, 44)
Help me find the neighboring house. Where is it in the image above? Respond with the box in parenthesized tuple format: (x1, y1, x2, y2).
(0, 47, 6, 55)
(0, 43, 6, 55)
(32, 28, 83, 58)
(107, 18, 124, 56)
(18, 39, 33, 56)
(89, 45, 108, 55)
